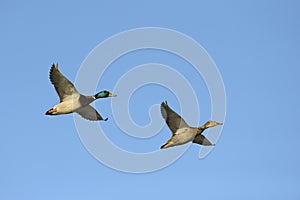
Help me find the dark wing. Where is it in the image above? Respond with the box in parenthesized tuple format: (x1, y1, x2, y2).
(49, 64, 79, 102)
(192, 134, 214, 146)
(160, 101, 189, 135)
(75, 105, 108, 121)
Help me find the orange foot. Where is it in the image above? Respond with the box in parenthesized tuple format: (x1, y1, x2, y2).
(45, 108, 57, 115)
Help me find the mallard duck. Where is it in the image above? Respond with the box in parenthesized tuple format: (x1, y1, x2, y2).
(45, 64, 116, 121)
(160, 101, 222, 149)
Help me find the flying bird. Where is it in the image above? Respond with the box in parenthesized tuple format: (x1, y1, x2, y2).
(45, 64, 116, 121)
(160, 101, 222, 149)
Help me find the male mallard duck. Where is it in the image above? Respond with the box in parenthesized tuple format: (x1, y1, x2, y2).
(160, 101, 222, 149)
(45, 64, 116, 121)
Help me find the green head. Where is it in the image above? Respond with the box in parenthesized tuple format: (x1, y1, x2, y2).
(94, 90, 117, 99)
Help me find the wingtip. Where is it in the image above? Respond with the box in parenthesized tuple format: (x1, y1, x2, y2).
(103, 117, 108, 121)
(161, 100, 168, 107)
(51, 63, 58, 69)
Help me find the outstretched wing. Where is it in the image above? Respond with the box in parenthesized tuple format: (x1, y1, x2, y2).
(160, 101, 189, 135)
(75, 105, 108, 121)
(192, 134, 214, 146)
(49, 64, 79, 102)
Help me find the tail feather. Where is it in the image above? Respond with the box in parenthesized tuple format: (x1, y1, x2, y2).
(45, 108, 56, 115)
(160, 143, 168, 149)
(160, 140, 174, 149)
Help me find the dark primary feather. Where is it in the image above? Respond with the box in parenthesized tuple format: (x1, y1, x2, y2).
(160, 101, 189, 135)
(49, 64, 78, 102)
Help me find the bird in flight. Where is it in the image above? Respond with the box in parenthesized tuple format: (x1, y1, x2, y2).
(45, 63, 116, 121)
(160, 101, 223, 149)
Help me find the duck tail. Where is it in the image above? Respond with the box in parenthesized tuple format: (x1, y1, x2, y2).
(160, 140, 173, 149)
(45, 108, 56, 115)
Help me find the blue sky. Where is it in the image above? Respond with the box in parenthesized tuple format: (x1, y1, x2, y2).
(1, 0, 300, 199)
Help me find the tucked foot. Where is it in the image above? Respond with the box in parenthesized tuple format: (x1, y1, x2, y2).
(45, 108, 57, 115)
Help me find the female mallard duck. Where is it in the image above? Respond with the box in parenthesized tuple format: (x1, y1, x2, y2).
(45, 64, 116, 121)
(160, 101, 223, 149)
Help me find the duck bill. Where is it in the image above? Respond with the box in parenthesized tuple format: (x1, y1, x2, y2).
(217, 122, 223, 125)
(108, 93, 117, 97)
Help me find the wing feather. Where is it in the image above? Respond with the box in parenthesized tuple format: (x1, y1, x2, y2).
(160, 101, 189, 135)
(192, 134, 214, 146)
(75, 105, 107, 121)
(49, 64, 79, 102)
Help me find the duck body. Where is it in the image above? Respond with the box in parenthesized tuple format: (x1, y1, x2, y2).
(160, 101, 222, 149)
(161, 127, 198, 148)
(46, 94, 94, 115)
(45, 64, 116, 121)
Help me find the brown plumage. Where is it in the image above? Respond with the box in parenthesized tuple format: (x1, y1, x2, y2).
(160, 101, 223, 149)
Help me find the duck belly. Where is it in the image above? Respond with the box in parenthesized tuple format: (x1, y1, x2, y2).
(54, 101, 82, 114)
(172, 128, 196, 145)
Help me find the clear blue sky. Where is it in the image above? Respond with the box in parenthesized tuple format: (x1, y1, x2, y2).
(1, 0, 300, 199)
